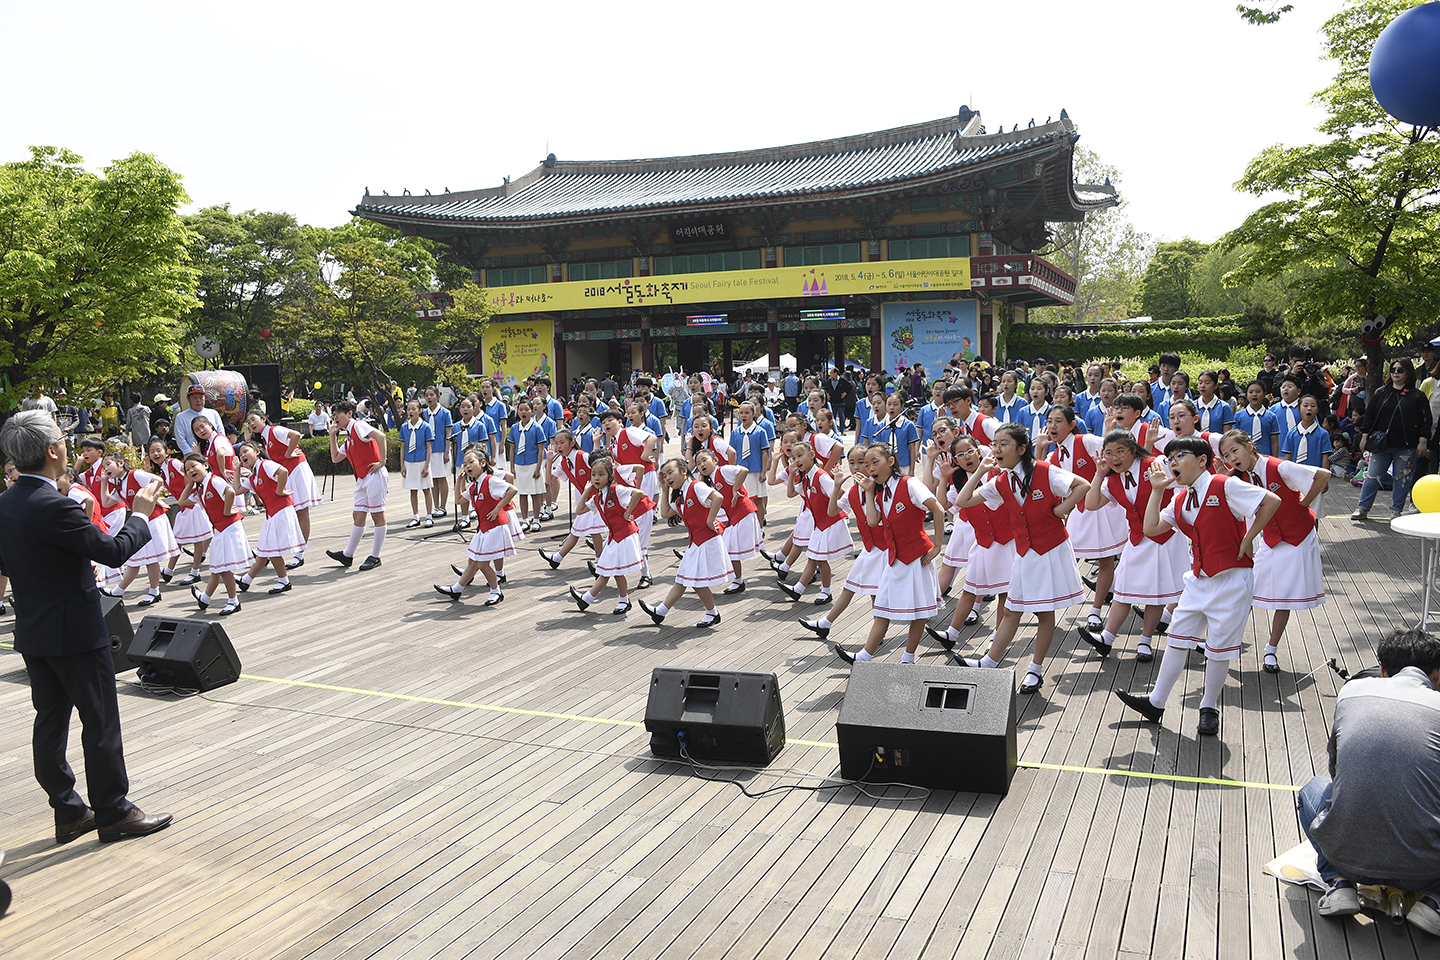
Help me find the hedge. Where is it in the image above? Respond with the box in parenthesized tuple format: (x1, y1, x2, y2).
(287, 398, 315, 420)
(298, 429, 403, 476)
(1004, 316, 1257, 364)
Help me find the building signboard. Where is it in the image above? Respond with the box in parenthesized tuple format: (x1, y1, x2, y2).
(881, 300, 980, 378)
(480, 318, 555, 388)
(480, 257, 972, 315)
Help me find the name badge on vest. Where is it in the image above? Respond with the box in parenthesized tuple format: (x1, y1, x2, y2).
(895, 501, 905, 512)
(1076, 457, 1088, 468)
(1030, 489, 1045, 501)
(1269, 482, 1281, 492)
(1205, 494, 1220, 507)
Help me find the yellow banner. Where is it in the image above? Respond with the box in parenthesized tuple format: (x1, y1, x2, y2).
(480, 257, 972, 314)
(481, 318, 555, 389)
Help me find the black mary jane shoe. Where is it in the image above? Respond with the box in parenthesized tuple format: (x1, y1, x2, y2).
(484, 591, 504, 607)
(568, 586, 590, 611)
(1019, 672, 1044, 695)
(434, 584, 463, 601)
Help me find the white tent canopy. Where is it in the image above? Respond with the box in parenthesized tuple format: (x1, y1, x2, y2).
(733, 353, 797, 375)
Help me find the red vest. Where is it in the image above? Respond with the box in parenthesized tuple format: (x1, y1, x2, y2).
(997, 461, 1070, 557)
(1049, 434, 1097, 512)
(679, 480, 725, 545)
(882, 478, 933, 564)
(343, 424, 382, 477)
(711, 466, 757, 524)
(959, 469, 1015, 549)
(1250, 456, 1315, 548)
(558, 450, 591, 493)
(1105, 458, 1176, 545)
(80, 460, 106, 501)
(593, 484, 642, 541)
(615, 427, 655, 473)
(158, 458, 187, 499)
(199, 475, 241, 532)
(70, 486, 108, 533)
(120, 470, 168, 520)
(247, 460, 295, 515)
(961, 411, 995, 444)
(207, 434, 237, 480)
(1172, 474, 1253, 578)
(468, 475, 512, 533)
(847, 483, 890, 553)
(694, 434, 730, 465)
(802, 467, 846, 532)
(263, 425, 306, 472)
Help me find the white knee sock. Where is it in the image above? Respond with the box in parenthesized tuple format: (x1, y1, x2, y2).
(346, 526, 364, 556)
(370, 525, 386, 557)
(1200, 657, 1230, 710)
(1149, 644, 1190, 708)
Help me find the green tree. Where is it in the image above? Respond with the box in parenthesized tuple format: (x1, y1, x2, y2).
(0, 146, 196, 413)
(1139, 238, 1210, 322)
(1223, 0, 1440, 390)
(1030, 148, 1153, 325)
(276, 219, 490, 421)
(184, 205, 317, 367)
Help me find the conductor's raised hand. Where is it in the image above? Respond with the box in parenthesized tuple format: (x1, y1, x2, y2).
(131, 479, 166, 518)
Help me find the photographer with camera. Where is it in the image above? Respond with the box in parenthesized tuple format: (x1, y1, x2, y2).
(1288, 343, 1331, 414)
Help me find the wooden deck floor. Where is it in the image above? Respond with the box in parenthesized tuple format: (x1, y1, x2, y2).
(1, 470, 1434, 959)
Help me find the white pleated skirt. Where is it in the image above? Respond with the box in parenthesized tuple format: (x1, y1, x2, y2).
(943, 517, 976, 568)
(207, 522, 251, 574)
(255, 505, 305, 558)
(1113, 534, 1189, 606)
(514, 466, 546, 495)
(806, 521, 854, 562)
(400, 463, 432, 490)
(1006, 539, 1086, 612)
(1067, 501, 1129, 558)
(570, 508, 607, 539)
(843, 547, 887, 597)
(353, 468, 389, 512)
(288, 460, 322, 510)
(467, 524, 518, 563)
(1252, 530, 1326, 610)
(640, 471, 660, 501)
(508, 510, 524, 542)
(127, 514, 180, 567)
(722, 513, 762, 561)
(172, 505, 212, 544)
(792, 508, 814, 547)
(677, 536, 731, 587)
(959, 540, 1014, 595)
(596, 532, 643, 577)
(873, 556, 941, 621)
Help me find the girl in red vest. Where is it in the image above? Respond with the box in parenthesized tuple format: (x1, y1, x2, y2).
(1115, 436, 1280, 737)
(802, 408, 845, 474)
(569, 454, 650, 615)
(57, 466, 106, 588)
(1078, 429, 1191, 662)
(687, 414, 731, 473)
(1112, 394, 1173, 455)
(951, 423, 1089, 694)
(801, 446, 884, 639)
(325, 400, 389, 572)
(695, 449, 760, 594)
(1047, 406, 1128, 633)
(925, 434, 1012, 649)
(1219, 429, 1329, 674)
(1161, 399, 1223, 462)
(437, 447, 517, 604)
(833, 442, 946, 664)
(761, 428, 812, 577)
(234, 442, 305, 595)
(925, 419, 970, 598)
(100, 453, 179, 606)
(640, 458, 727, 628)
(180, 452, 248, 615)
(539, 428, 608, 571)
(247, 411, 319, 565)
(147, 437, 212, 585)
(777, 441, 854, 604)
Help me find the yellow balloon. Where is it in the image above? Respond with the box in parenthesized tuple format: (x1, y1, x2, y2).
(1413, 474, 1440, 513)
(313, 381, 322, 389)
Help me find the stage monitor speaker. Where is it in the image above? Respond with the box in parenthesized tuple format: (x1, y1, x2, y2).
(128, 616, 241, 691)
(836, 662, 1016, 795)
(645, 668, 785, 766)
(99, 595, 140, 674)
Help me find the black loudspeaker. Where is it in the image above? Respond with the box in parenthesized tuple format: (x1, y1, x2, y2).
(645, 668, 785, 765)
(98, 595, 139, 674)
(223, 363, 281, 422)
(836, 662, 1017, 795)
(128, 616, 241, 691)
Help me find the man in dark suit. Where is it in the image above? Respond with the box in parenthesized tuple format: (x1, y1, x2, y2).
(0, 411, 173, 844)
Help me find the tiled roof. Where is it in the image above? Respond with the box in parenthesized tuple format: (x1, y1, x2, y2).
(354, 115, 1115, 227)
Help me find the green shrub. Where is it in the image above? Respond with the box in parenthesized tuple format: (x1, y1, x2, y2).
(287, 399, 315, 420)
(298, 428, 401, 475)
(1005, 315, 1258, 365)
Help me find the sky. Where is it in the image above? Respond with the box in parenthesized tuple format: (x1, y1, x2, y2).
(0, 0, 1352, 244)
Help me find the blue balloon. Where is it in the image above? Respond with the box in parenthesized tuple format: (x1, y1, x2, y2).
(1369, 2, 1440, 126)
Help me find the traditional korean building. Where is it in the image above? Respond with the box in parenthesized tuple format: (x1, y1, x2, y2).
(354, 107, 1116, 389)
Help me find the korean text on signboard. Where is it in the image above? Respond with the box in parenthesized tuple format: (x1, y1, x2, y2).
(480, 318, 555, 389)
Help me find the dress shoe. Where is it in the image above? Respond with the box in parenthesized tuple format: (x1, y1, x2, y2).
(56, 810, 96, 845)
(357, 556, 381, 571)
(695, 612, 721, 628)
(637, 576, 653, 590)
(236, 578, 251, 593)
(799, 618, 830, 639)
(1077, 623, 1112, 658)
(1019, 671, 1044, 695)
(1135, 640, 1155, 663)
(1115, 690, 1165, 723)
(672, 548, 685, 562)
(613, 600, 632, 615)
(1263, 653, 1280, 674)
(191, 585, 209, 610)
(326, 549, 353, 567)
(159, 568, 174, 583)
(135, 592, 161, 607)
(778, 581, 803, 602)
(452, 563, 466, 578)
(540, 548, 561, 569)
(98, 807, 173, 843)
(285, 556, 305, 570)
(1197, 707, 1221, 736)
(722, 581, 745, 596)
(219, 601, 241, 616)
(924, 625, 955, 650)
(435, 584, 463, 600)
(639, 600, 666, 625)
(483, 591, 504, 607)
(587, 559, 599, 578)
(268, 582, 292, 595)
(834, 644, 857, 664)
(569, 585, 590, 611)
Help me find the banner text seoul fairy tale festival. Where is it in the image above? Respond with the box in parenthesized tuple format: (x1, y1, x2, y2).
(480, 318, 555, 389)
(478, 258, 973, 314)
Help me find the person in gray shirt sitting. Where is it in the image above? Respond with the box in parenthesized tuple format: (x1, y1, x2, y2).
(1297, 628, 1440, 936)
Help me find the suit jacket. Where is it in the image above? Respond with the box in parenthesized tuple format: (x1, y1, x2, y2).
(0, 476, 151, 657)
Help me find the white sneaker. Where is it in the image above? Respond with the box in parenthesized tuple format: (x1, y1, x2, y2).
(423, 517, 434, 528)
(1317, 881, 1361, 917)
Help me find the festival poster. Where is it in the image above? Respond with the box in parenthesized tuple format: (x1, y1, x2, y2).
(881, 301, 980, 379)
(481, 318, 554, 389)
